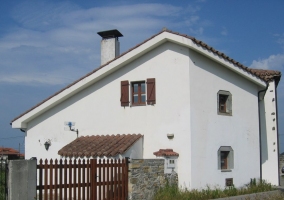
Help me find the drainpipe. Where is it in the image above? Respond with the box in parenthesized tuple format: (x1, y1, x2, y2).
(275, 83, 280, 186)
(258, 84, 268, 181)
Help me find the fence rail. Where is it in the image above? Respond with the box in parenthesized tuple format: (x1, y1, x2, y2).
(37, 158, 128, 200)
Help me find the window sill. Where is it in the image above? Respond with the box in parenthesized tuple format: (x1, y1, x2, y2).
(221, 169, 232, 172)
(131, 104, 146, 107)
(217, 112, 232, 116)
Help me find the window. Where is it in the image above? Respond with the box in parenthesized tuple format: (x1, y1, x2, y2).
(226, 178, 233, 187)
(221, 151, 229, 169)
(120, 78, 156, 106)
(132, 81, 146, 105)
(218, 146, 234, 171)
(217, 90, 232, 115)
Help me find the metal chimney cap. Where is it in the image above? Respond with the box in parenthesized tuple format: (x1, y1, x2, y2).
(97, 29, 123, 39)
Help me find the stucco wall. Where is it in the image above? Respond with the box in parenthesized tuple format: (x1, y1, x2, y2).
(260, 81, 279, 185)
(25, 42, 192, 186)
(188, 49, 261, 188)
(22, 40, 273, 189)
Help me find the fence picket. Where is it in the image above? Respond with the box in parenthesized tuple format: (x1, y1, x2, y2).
(73, 159, 77, 199)
(68, 159, 72, 199)
(64, 159, 67, 200)
(54, 159, 58, 200)
(78, 159, 81, 200)
(102, 159, 105, 200)
(38, 159, 43, 200)
(87, 159, 90, 200)
(44, 159, 48, 200)
(50, 159, 53, 200)
(82, 159, 86, 200)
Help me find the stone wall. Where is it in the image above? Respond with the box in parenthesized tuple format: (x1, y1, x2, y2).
(128, 159, 178, 200)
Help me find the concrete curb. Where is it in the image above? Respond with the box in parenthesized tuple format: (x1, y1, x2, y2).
(209, 189, 282, 200)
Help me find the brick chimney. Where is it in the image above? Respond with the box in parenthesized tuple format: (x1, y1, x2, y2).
(97, 29, 123, 65)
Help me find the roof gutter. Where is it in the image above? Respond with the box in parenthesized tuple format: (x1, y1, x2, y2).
(258, 83, 269, 181)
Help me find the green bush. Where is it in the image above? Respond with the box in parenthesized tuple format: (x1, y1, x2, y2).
(0, 169, 6, 200)
(154, 179, 279, 200)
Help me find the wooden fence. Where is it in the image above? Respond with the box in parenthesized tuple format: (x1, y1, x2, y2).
(37, 158, 128, 200)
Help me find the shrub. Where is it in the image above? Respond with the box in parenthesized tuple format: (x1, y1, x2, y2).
(154, 179, 280, 200)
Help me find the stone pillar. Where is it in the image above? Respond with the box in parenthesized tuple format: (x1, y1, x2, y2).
(8, 160, 37, 200)
(128, 159, 171, 200)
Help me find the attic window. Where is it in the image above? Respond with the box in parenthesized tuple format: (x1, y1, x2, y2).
(217, 90, 232, 116)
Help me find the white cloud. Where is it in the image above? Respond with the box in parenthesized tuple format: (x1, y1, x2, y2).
(0, 73, 73, 86)
(250, 54, 284, 70)
(276, 33, 284, 49)
(189, 27, 204, 35)
(221, 27, 228, 36)
(0, 1, 207, 86)
(250, 53, 284, 99)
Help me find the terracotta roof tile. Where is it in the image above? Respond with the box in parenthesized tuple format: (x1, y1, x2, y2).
(11, 29, 281, 123)
(153, 149, 179, 157)
(58, 134, 142, 158)
(0, 147, 21, 156)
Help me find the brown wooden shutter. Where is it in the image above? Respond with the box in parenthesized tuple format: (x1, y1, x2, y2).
(121, 81, 129, 106)
(147, 78, 156, 105)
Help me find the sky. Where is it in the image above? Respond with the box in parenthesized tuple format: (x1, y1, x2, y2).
(1, 0, 284, 154)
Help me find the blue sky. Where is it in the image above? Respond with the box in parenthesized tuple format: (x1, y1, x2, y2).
(1, 0, 284, 154)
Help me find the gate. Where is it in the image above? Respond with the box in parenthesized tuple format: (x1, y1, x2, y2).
(0, 157, 8, 200)
(90, 158, 128, 200)
(37, 158, 129, 200)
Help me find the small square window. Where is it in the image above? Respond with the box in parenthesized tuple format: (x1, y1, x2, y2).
(218, 146, 234, 171)
(226, 178, 233, 187)
(217, 91, 232, 116)
(132, 81, 146, 105)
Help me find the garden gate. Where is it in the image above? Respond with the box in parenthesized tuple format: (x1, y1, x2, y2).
(37, 158, 129, 200)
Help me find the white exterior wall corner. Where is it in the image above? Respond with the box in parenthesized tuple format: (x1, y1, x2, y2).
(260, 81, 279, 185)
(188, 49, 261, 189)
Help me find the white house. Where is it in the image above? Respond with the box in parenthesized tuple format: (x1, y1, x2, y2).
(11, 29, 281, 189)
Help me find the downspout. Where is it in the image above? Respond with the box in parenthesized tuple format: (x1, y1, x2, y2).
(258, 83, 269, 181)
(275, 82, 280, 186)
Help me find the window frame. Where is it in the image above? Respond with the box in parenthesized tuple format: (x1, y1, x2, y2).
(217, 90, 232, 116)
(218, 146, 234, 172)
(131, 81, 146, 106)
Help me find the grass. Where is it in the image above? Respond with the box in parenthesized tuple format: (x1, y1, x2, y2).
(153, 179, 284, 200)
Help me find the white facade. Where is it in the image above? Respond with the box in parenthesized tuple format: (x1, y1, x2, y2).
(260, 81, 279, 185)
(12, 31, 280, 189)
